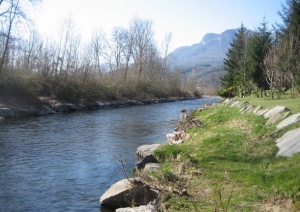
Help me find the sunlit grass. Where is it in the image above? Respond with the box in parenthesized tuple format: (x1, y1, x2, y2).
(149, 104, 300, 211)
(236, 93, 300, 113)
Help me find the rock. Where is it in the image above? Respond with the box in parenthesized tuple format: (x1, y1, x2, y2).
(127, 100, 138, 106)
(116, 204, 156, 212)
(239, 105, 253, 113)
(74, 103, 85, 110)
(14, 107, 36, 116)
(166, 131, 187, 143)
(230, 100, 240, 107)
(94, 101, 106, 108)
(144, 163, 160, 172)
(0, 117, 4, 122)
(256, 109, 269, 116)
(222, 98, 230, 104)
(55, 103, 78, 113)
(190, 118, 204, 127)
(276, 113, 300, 129)
(253, 105, 263, 114)
(236, 101, 248, 109)
(166, 132, 179, 143)
(39, 105, 57, 115)
(223, 98, 234, 106)
(136, 144, 161, 159)
(264, 106, 288, 118)
(170, 139, 184, 145)
(239, 105, 247, 112)
(100, 178, 159, 209)
(276, 127, 300, 156)
(85, 101, 104, 109)
(266, 111, 290, 125)
(245, 105, 255, 113)
(136, 154, 159, 170)
(0, 108, 14, 118)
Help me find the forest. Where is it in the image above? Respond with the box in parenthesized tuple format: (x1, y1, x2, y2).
(0, 0, 200, 105)
(220, 0, 300, 100)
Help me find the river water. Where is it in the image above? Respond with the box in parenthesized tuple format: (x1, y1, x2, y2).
(0, 97, 220, 212)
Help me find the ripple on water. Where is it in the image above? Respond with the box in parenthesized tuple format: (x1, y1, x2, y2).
(0, 97, 221, 211)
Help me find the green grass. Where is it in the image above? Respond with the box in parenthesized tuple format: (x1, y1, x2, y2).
(147, 100, 300, 211)
(236, 93, 300, 113)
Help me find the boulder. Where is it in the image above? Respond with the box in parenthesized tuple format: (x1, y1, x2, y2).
(256, 109, 269, 116)
(266, 111, 290, 125)
(14, 106, 36, 116)
(241, 105, 254, 114)
(276, 127, 300, 156)
(230, 100, 240, 107)
(116, 204, 156, 212)
(264, 106, 287, 118)
(94, 101, 106, 108)
(222, 98, 230, 105)
(0, 108, 14, 118)
(166, 132, 180, 143)
(126, 100, 138, 106)
(100, 178, 159, 209)
(55, 103, 78, 113)
(239, 105, 247, 112)
(166, 131, 187, 144)
(237, 101, 248, 108)
(246, 105, 255, 113)
(253, 105, 263, 114)
(276, 113, 300, 129)
(170, 139, 184, 145)
(85, 101, 104, 109)
(136, 154, 159, 170)
(144, 163, 160, 172)
(39, 105, 57, 115)
(136, 144, 161, 159)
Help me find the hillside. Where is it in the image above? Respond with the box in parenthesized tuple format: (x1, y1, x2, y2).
(170, 29, 237, 68)
(168, 29, 238, 94)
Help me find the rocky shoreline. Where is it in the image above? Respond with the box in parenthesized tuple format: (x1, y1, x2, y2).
(99, 98, 300, 211)
(0, 97, 200, 123)
(99, 102, 210, 211)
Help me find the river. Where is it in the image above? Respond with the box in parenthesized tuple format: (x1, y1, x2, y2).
(0, 97, 221, 212)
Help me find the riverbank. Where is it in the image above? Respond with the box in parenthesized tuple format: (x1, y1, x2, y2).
(115, 98, 300, 211)
(0, 95, 204, 123)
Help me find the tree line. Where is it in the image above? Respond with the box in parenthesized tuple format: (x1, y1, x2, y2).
(0, 0, 200, 102)
(220, 0, 300, 99)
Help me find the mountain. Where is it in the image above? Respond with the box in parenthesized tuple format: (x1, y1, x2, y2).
(170, 29, 237, 68)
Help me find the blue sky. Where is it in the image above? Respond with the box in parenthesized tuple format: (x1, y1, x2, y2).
(31, 0, 286, 51)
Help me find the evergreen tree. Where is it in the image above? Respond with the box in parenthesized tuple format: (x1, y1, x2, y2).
(247, 17, 272, 97)
(276, 0, 300, 95)
(221, 24, 250, 97)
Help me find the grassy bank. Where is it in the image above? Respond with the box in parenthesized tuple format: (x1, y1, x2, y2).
(140, 97, 300, 211)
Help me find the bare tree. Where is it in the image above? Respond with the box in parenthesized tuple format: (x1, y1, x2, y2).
(160, 32, 172, 80)
(129, 16, 155, 79)
(51, 18, 82, 79)
(0, 0, 41, 74)
(88, 28, 106, 76)
(262, 44, 280, 99)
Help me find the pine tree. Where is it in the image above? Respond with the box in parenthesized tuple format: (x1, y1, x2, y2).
(276, 0, 300, 95)
(221, 24, 250, 97)
(247, 18, 272, 97)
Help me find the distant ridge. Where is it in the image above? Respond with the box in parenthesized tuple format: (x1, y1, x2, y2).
(170, 29, 238, 68)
